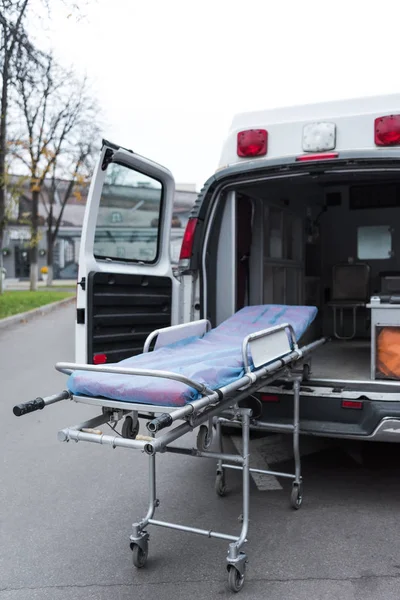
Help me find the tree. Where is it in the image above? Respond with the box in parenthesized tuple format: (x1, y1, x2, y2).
(0, 0, 90, 293)
(10, 53, 100, 290)
(0, 0, 32, 293)
(43, 126, 100, 285)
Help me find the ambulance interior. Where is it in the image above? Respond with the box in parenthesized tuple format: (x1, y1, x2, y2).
(209, 170, 400, 383)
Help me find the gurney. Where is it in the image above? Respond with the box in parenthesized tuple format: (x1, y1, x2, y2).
(13, 304, 327, 593)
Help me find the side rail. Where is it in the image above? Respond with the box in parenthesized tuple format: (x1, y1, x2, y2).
(242, 323, 298, 374)
(143, 319, 211, 353)
(54, 362, 214, 396)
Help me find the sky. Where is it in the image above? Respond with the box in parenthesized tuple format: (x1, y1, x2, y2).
(30, 0, 400, 190)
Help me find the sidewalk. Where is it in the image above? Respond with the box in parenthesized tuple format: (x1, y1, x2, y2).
(4, 278, 77, 291)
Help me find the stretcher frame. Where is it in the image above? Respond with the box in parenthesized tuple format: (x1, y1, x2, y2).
(13, 320, 326, 593)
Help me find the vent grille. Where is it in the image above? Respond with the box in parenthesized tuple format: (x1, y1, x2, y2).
(87, 272, 172, 363)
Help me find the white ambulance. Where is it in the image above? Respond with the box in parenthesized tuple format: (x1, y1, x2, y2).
(75, 95, 400, 445)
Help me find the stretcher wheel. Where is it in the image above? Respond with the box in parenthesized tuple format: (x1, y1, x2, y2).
(132, 544, 148, 568)
(197, 425, 212, 451)
(290, 482, 303, 510)
(227, 566, 245, 592)
(122, 416, 139, 439)
(215, 473, 227, 497)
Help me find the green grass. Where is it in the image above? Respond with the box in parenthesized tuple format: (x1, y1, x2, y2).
(42, 284, 77, 289)
(41, 285, 77, 291)
(0, 290, 75, 319)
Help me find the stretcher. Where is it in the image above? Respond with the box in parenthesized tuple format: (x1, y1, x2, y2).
(13, 304, 327, 593)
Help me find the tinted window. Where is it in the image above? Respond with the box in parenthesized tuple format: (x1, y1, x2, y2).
(93, 162, 163, 263)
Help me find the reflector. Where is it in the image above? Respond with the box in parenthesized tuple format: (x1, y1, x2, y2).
(93, 354, 107, 364)
(341, 400, 363, 409)
(260, 394, 280, 402)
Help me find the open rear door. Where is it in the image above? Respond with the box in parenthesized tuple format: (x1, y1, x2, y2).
(75, 140, 178, 364)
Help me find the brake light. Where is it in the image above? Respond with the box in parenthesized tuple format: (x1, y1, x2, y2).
(374, 115, 400, 146)
(341, 400, 363, 410)
(296, 152, 339, 162)
(260, 393, 280, 403)
(93, 353, 107, 365)
(179, 217, 198, 260)
(237, 129, 268, 157)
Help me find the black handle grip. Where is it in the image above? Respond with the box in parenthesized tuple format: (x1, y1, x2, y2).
(147, 413, 173, 433)
(13, 397, 45, 417)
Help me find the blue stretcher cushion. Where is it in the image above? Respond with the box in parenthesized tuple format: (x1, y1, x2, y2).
(68, 304, 317, 407)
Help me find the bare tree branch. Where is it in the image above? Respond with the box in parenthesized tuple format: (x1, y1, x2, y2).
(11, 52, 102, 288)
(0, 0, 92, 293)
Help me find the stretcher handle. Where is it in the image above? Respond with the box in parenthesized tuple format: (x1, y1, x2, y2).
(13, 397, 45, 416)
(147, 413, 173, 433)
(13, 390, 71, 417)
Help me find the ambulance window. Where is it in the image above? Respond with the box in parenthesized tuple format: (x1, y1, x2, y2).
(93, 162, 163, 263)
(357, 226, 392, 260)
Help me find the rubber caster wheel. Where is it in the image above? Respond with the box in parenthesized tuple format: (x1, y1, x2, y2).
(197, 424, 212, 451)
(132, 544, 148, 568)
(215, 473, 227, 497)
(290, 482, 303, 510)
(227, 566, 245, 592)
(122, 416, 139, 440)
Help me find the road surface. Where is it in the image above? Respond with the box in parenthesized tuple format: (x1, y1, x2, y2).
(1, 305, 400, 599)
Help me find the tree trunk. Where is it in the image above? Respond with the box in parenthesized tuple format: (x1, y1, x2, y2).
(46, 178, 55, 286)
(0, 59, 9, 296)
(47, 228, 54, 286)
(30, 188, 39, 291)
(0, 230, 4, 295)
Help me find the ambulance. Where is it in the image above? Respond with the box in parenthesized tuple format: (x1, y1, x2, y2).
(75, 94, 400, 445)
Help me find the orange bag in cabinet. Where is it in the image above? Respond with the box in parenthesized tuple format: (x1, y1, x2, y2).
(376, 327, 400, 379)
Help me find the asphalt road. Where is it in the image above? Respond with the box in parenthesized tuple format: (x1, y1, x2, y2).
(1, 305, 400, 599)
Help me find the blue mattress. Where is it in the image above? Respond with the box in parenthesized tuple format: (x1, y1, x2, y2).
(68, 305, 317, 407)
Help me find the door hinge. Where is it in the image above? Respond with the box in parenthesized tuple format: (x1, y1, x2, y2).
(102, 148, 114, 171)
(76, 308, 85, 324)
(78, 277, 86, 291)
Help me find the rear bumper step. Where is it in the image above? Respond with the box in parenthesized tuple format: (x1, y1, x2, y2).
(223, 417, 400, 442)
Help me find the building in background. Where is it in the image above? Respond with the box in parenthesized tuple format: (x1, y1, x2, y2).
(1, 178, 197, 280)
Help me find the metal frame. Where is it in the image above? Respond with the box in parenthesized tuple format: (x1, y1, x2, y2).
(13, 324, 326, 593)
(328, 262, 371, 340)
(242, 323, 298, 372)
(329, 302, 365, 340)
(143, 319, 211, 353)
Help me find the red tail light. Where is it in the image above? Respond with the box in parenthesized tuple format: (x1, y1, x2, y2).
(237, 129, 268, 157)
(260, 393, 280, 403)
(93, 353, 107, 365)
(374, 115, 400, 146)
(179, 217, 198, 260)
(296, 152, 339, 162)
(341, 400, 363, 410)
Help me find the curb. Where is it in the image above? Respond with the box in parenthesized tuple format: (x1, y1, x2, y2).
(0, 296, 76, 332)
